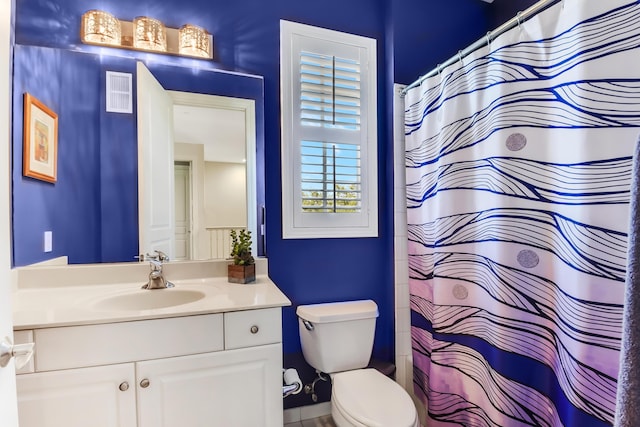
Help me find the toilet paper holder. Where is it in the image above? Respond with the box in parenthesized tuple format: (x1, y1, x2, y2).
(282, 368, 303, 398)
(0, 336, 35, 369)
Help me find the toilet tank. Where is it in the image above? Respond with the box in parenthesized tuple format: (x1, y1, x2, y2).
(297, 300, 378, 374)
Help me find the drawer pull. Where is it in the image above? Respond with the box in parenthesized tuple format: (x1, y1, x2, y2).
(140, 378, 150, 388)
(119, 381, 129, 392)
(250, 325, 259, 334)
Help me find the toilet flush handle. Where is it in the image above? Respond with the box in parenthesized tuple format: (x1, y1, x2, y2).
(302, 320, 314, 331)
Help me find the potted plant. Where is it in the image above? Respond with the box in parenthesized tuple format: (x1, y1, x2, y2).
(228, 229, 256, 283)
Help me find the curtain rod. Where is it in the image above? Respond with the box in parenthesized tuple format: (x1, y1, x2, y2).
(401, 0, 561, 96)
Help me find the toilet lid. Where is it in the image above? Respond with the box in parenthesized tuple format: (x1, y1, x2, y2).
(332, 369, 417, 427)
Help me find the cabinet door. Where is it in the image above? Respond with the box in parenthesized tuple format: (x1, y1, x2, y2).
(137, 344, 283, 427)
(16, 363, 136, 427)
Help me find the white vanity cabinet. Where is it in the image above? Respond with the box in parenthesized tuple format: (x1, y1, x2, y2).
(16, 363, 137, 427)
(137, 344, 280, 426)
(15, 307, 284, 427)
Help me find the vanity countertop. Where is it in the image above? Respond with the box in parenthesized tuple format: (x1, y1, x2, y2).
(13, 270, 291, 330)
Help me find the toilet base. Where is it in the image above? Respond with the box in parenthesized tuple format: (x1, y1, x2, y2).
(330, 369, 419, 427)
(332, 397, 420, 427)
(331, 395, 366, 427)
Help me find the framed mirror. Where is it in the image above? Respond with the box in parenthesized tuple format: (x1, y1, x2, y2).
(11, 45, 265, 267)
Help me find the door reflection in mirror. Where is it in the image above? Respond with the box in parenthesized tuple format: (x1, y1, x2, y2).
(138, 61, 255, 261)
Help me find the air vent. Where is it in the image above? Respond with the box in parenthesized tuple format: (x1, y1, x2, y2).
(106, 71, 133, 114)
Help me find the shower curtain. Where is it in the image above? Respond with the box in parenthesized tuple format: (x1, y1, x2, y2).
(404, 1, 640, 426)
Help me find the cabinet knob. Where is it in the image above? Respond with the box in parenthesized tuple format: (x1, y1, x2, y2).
(140, 378, 150, 388)
(250, 325, 259, 334)
(119, 381, 129, 392)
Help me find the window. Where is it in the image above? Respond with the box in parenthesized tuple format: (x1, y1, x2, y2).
(280, 20, 378, 238)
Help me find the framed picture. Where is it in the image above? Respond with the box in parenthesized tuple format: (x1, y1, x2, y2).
(23, 93, 58, 183)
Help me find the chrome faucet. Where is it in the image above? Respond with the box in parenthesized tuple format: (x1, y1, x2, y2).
(153, 250, 170, 262)
(136, 250, 170, 263)
(142, 255, 174, 290)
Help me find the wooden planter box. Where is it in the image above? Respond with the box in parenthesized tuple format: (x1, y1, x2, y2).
(227, 264, 256, 284)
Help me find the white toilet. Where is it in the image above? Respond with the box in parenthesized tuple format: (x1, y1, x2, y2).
(297, 300, 419, 427)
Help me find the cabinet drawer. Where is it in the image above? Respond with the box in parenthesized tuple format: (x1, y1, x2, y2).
(224, 308, 281, 350)
(34, 314, 224, 371)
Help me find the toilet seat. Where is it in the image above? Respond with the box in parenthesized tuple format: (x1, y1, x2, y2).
(331, 369, 418, 427)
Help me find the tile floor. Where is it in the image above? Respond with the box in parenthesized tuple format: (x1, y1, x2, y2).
(284, 415, 336, 427)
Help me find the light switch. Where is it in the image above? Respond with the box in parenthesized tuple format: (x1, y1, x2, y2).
(44, 231, 52, 252)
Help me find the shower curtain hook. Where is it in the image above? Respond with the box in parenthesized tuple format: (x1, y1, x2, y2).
(458, 50, 463, 65)
(485, 31, 492, 47)
(517, 11, 523, 29)
(437, 63, 442, 78)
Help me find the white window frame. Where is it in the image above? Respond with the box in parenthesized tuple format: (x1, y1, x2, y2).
(280, 20, 378, 239)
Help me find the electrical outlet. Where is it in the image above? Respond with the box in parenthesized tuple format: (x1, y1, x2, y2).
(44, 231, 52, 252)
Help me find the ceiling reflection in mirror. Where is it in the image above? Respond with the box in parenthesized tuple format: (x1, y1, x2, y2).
(11, 45, 265, 267)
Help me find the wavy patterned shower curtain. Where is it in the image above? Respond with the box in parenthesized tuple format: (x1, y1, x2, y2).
(404, 1, 640, 426)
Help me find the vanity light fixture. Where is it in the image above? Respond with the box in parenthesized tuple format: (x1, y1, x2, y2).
(80, 10, 213, 60)
(133, 16, 167, 52)
(179, 24, 210, 58)
(81, 10, 122, 46)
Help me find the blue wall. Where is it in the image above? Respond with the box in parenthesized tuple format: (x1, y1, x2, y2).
(391, 0, 492, 85)
(11, 0, 524, 409)
(489, 0, 541, 29)
(390, 0, 540, 85)
(13, 46, 105, 265)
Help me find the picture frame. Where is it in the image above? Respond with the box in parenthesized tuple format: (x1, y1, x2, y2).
(23, 93, 58, 183)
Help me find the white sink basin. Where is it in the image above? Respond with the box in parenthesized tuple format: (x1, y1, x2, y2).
(93, 288, 206, 311)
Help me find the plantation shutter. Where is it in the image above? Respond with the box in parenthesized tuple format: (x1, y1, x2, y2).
(281, 20, 378, 238)
(300, 141, 361, 213)
(300, 52, 361, 130)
